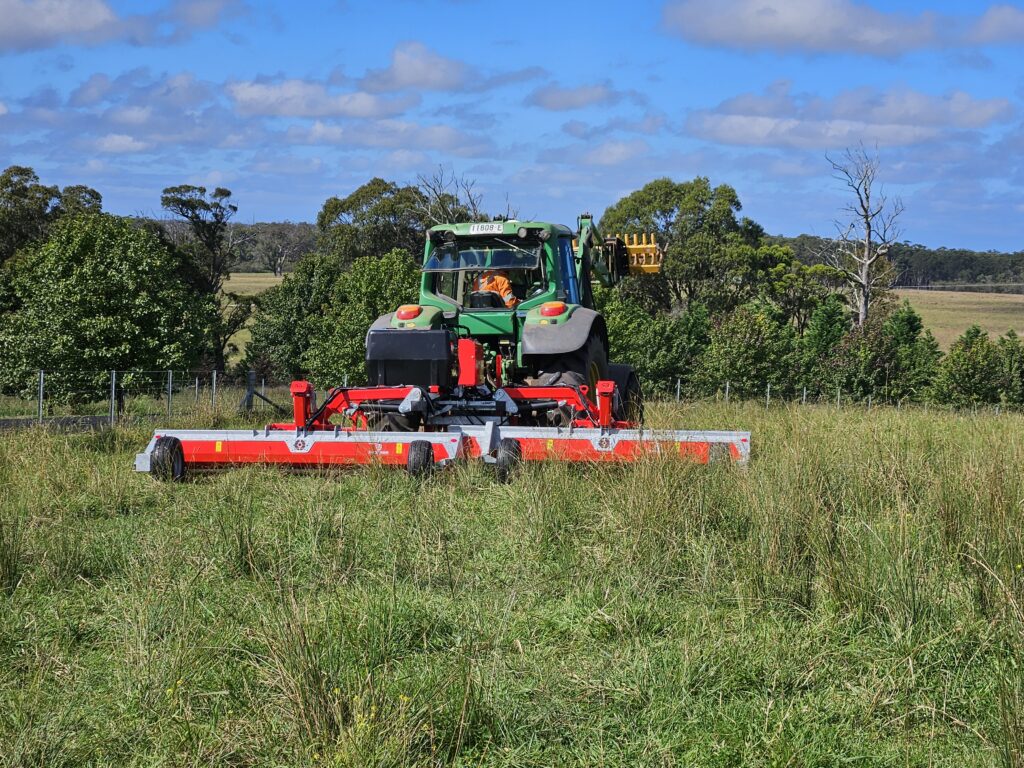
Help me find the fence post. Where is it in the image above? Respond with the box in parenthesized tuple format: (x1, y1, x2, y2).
(109, 370, 117, 426)
(195, 375, 200, 404)
(212, 370, 218, 411)
(725, 381, 730, 403)
(166, 370, 173, 419)
(343, 373, 349, 388)
(242, 370, 256, 413)
(766, 383, 771, 409)
(867, 395, 872, 410)
(37, 369, 45, 424)
(836, 387, 841, 408)
(802, 386, 807, 405)
(675, 377, 681, 402)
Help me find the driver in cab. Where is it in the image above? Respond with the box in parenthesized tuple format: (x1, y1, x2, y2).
(473, 270, 519, 308)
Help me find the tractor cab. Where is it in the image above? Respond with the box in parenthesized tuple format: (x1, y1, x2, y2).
(420, 221, 574, 314)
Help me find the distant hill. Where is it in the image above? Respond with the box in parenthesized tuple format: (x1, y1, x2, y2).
(767, 234, 1024, 288)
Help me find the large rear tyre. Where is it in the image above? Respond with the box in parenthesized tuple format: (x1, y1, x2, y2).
(608, 364, 644, 425)
(407, 440, 434, 478)
(494, 438, 522, 484)
(539, 333, 609, 394)
(151, 436, 185, 482)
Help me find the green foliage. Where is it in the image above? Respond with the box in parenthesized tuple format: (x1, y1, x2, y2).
(161, 184, 248, 370)
(814, 302, 940, 402)
(696, 303, 797, 397)
(317, 178, 428, 266)
(930, 326, 1003, 406)
(598, 286, 709, 395)
(599, 177, 763, 306)
(244, 250, 351, 378)
(303, 250, 420, 384)
(799, 294, 850, 389)
(0, 213, 212, 400)
(997, 330, 1024, 405)
(0, 165, 102, 264)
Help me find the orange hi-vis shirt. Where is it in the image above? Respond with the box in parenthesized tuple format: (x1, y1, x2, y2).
(473, 271, 518, 307)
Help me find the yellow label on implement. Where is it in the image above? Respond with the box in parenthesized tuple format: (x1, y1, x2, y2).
(215, 441, 222, 453)
(396, 443, 403, 455)
(546, 439, 553, 451)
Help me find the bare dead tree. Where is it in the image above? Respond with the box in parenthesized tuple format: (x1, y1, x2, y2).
(414, 166, 486, 224)
(821, 145, 904, 326)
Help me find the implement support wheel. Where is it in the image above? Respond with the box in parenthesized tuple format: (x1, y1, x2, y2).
(495, 438, 523, 484)
(151, 436, 186, 482)
(407, 440, 434, 477)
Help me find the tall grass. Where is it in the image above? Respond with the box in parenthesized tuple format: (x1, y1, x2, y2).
(0, 402, 1022, 765)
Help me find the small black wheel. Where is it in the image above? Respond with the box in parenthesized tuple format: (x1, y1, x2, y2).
(407, 440, 434, 477)
(608, 363, 644, 425)
(150, 436, 185, 482)
(494, 438, 522, 484)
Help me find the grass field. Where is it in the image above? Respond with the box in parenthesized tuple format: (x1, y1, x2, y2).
(896, 289, 1024, 349)
(1, 402, 1022, 766)
(226, 272, 285, 297)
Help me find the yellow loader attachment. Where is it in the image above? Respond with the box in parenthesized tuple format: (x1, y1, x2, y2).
(615, 233, 663, 274)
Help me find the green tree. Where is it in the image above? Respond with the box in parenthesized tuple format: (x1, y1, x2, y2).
(996, 330, 1024, 405)
(317, 178, 428, 266)
(243, 250, 350, 378)
(695, 303, 797, 398)
(882, 301, 941, 400)
(303, 249, 421, 384)
(799, 295, 850, 391)
(1, 166, 65, 263)
(599, 176, 761, 307)
(0, 214, 212, 399)
(161, 184, 248, 371)
(929, 326, 1001, 406)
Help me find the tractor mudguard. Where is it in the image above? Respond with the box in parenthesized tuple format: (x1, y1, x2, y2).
(520, 307, 605, 356)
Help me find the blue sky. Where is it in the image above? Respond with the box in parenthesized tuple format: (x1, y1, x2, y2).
(2, 0, 1024, 249)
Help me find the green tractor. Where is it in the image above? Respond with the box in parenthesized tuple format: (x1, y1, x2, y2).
(366, 214, 654, 424)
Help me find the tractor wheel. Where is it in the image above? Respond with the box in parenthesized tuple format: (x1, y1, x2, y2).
(608, 364, 644, 425)
(407, 440, 434, 477)
(150, 436, 186, 482)
(541, 333, 609, 394)
(494, 438, 522, 484)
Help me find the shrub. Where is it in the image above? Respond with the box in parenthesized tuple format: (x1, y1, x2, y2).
(930, 326, 1001, 406)
(0, 213, 212, 400)
(695, 303, 797, 398)
(600, 288, 710, 395)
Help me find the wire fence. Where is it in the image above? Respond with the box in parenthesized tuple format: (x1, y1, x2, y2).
(0, 369, 1018, 431)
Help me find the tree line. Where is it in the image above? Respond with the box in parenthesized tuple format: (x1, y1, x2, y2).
(0, 162, 1020, 408)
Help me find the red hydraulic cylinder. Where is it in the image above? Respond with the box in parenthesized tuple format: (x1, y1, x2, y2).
(290, 380, 314, 426)
(596, 380, 615, 427)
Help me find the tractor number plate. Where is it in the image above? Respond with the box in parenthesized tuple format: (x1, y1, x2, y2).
(469, 222, 504, 235)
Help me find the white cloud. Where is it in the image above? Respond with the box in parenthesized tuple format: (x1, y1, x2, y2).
(662, 0, 1024, 55)
(227, 79, 416, 118)
(525, 82, 627, 111)
(969, 4, 1024, 43)
(94, 133, 149, 153)
(108, 105, 151, 125)
(581, 139, 650, 166)
(361, 42, 470, 92)
(0, 102, 7, 116)
(289, 119, 491, 156)
(0, 0, 117, 51)
(0, 0, 243, 52)
(687, 82, 1014, 149)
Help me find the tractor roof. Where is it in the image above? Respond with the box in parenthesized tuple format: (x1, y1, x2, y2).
(428, 220, 574, 238)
